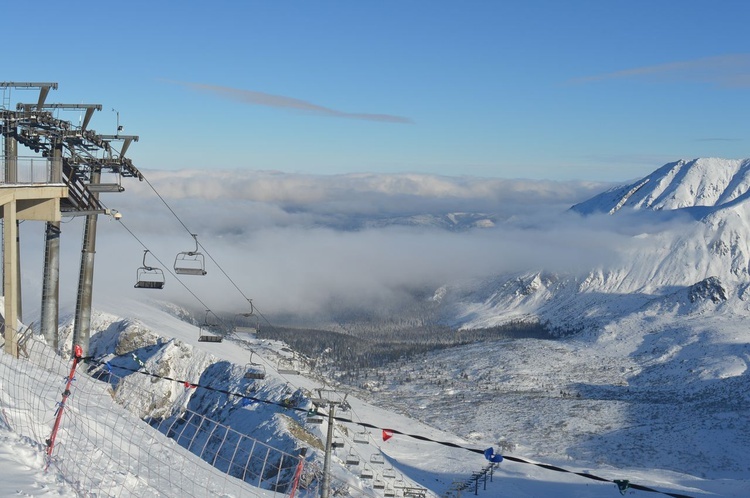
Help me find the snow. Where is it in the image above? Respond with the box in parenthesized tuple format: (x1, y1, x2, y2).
(0, 292, 746, 497)
(0, 426, 77, 496)
(1, 158, 750, 496)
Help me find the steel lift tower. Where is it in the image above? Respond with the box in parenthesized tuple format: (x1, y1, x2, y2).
(0, 82, 67, 356)
(1, 82, 142, 356)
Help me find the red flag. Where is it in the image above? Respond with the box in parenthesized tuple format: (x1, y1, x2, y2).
(382, 429, 393, 442)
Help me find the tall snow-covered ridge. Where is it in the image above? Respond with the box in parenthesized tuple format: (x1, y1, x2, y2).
(571, 158, 750, 214)
(442, 157, 750, 332)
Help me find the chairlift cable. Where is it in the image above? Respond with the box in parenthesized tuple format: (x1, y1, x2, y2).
(139, 174, 255, 307)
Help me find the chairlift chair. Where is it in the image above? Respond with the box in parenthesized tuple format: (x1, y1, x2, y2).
(332, 437, 345, 448)
(307, 412, 324, 425)
(235, 306, 260, 335)
(244, 363, 266, 380)
(345, 449, 360, 466)
(336, 400, 352, 421)
(384, 486, 395, 497)
(360, 465, 374, 479)
(244, 351, 266, 379)
(197, 310, 222, 342)
(370, 454, 385, 465)
(134, 250, 165, 289)
(383, 467, 396, 479)
(353, 429, 370, 444)
(174, 234, 207, 276)
(373, 478, 385, 489)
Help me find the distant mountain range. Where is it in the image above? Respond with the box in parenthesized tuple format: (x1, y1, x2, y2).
(437, 158, 750, 333)
(315, 211, 498, 231)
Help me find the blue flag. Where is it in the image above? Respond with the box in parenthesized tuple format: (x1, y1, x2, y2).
(484, 447, 503, 463)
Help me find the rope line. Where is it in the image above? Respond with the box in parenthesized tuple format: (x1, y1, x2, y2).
(102, 180, 694, 497)
(83, 356, 694, 498)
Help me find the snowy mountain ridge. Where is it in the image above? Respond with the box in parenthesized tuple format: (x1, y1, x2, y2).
(572, 157, 750, 214)
(436, 158, 750, 333)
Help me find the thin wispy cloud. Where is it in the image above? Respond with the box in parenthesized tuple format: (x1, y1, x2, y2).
(693, 137, 743, 142)
(571, 54, 750, 87)
(171, 81, 413, 123)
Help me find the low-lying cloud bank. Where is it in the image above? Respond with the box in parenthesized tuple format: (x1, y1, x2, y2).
(116, 169, 610, 233)
(20, 169, 679, 323)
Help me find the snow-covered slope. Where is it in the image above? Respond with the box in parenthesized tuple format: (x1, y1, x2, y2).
(46, 296, 742, 497)
(571, 158, 750, 214)
(380, 158, 750, 495)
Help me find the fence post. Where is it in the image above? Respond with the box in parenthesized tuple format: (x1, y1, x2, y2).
(289, 448, 308, 498)
(46, 344, 83, 459)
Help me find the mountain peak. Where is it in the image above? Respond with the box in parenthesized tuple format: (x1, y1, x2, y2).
(572, 158, 750, 215)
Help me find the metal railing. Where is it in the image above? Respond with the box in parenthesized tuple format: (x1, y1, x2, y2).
(0, 155, 60, 184)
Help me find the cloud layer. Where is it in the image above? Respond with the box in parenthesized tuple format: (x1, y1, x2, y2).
(21, 170, 661, 325)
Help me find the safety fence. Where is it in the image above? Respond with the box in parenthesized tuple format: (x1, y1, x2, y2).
(0, 335, 325, 497)
(0, 156, 57, 184)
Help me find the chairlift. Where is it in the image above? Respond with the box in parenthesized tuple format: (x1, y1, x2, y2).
(235, 303, 260, 335)
(336, 400, 352, 422)
(345, 449, 360, 466)
(134, 250, 165, 289)
(197, 310, 222, 343)
(360, 465, 374, 479)
(174, 234, 207, 276)
(306, 409, 323, 425)
(370, 454, 385, 465)
(244, 352, 266, 379)
(353, 429, 370, 444)
(373, 478, 385, 489)
(394, 477, 406, 489)
(331, 437, 345, 448)
(383, 467, 396, 479)
(244, 365, 265, 381)
(383, 486, 395, 497)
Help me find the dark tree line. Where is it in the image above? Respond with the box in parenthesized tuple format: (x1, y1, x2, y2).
(257, 320, 551, 371)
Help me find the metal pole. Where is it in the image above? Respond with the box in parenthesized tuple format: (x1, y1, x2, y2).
(40, 147, 62, 347)
(72, 169, 100, 356)
(4, 131, 17, 184)
(321, 404, 335, 498)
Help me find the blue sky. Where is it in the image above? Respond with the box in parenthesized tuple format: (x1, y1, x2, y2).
(3, 0, 749, 181)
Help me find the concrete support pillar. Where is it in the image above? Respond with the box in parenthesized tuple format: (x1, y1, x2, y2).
(2, 134, 16, 297)
(3, 201, 18, 356)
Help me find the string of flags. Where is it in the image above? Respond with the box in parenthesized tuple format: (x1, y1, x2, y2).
(82, 355, 694, 498)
